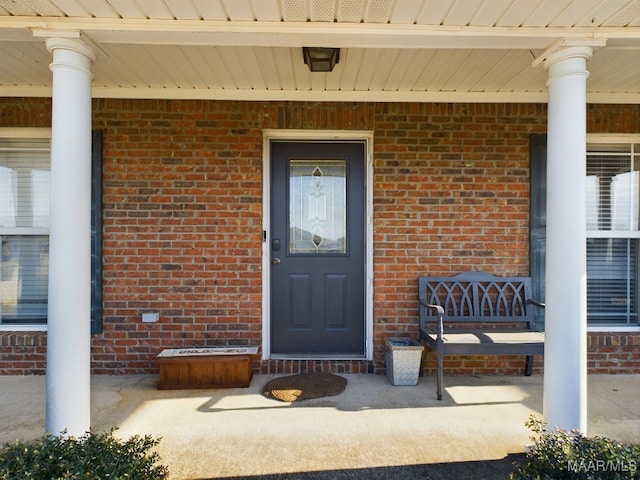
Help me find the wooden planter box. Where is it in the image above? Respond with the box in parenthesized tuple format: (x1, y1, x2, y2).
(157, 347, 258, 390)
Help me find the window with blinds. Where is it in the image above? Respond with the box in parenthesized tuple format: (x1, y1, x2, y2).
(586, 143, 640, 325)
(0, 138, 50, 325)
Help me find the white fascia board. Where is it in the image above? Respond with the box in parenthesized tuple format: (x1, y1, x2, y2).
(1, 17, 636, 49)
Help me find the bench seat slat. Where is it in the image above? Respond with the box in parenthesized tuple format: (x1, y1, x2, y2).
(423, 331, 544, 355)
(431, 331, 544, 345)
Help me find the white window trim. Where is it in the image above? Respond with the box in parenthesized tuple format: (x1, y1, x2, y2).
(0, 324, 48, 332)
(0, 128, 51, 332)
(586, 133, 640, 333)
(0, 128, 51, 139)
(588, 326, 640, 332)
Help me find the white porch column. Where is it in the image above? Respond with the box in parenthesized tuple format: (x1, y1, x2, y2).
(45, 37, 96, 437)
(542, 45, 593, 434)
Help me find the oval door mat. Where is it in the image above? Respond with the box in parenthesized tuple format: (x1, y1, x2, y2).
(263, 373, 347, 402)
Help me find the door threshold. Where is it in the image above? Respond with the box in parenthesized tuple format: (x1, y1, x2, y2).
(270, 354, 367, 361)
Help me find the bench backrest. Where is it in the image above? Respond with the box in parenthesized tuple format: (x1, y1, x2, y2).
(419, 271, 536, 329)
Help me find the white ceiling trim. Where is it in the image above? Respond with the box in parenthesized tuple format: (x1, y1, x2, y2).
(4, 84, 638, 104)
(0, 84, 548, 102)
(93, 86, 549, 102)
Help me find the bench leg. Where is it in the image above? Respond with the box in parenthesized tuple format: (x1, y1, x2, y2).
(525, 355, 533, 376)
(436, 349, 444, 400)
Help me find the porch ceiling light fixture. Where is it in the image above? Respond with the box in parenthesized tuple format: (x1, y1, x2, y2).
(303, 47, 340, 72)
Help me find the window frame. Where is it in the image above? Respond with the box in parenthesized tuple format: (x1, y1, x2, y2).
(586, 134, 640, 332)
(0, 128, 103, 334)
(0, 128, 51, 332)
(530, 133, 640, 333)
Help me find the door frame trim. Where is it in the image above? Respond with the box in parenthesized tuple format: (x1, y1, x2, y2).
(262, 129, 374, 360)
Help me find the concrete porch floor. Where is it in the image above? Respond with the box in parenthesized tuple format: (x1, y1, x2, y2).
(1, 373, 639, 480)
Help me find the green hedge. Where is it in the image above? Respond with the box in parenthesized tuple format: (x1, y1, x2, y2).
(509, 416, 639, 480)
(0, 429, 168, 480)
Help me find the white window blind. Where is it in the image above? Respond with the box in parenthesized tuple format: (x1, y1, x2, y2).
(586, 143, 640, 326)
(0, 138, 50, 324)
(587, 238, 637, 324)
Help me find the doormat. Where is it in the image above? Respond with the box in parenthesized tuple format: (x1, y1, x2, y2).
(262, 373, 347, 402)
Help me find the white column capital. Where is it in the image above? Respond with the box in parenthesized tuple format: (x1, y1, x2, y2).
(543, 45, 593, 68)
(542, 46, 594, 87)
(46, 37, 97, 62)
(532, 38, 605, 68)
(542, 45, 593, 78)
(46, 37, 97, 80)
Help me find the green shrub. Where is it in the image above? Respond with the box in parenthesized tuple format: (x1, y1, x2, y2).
(509, 416, 640, 480)
(0, 428, 168, 480)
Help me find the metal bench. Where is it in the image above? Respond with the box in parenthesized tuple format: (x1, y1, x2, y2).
(418, 271, 545, 400)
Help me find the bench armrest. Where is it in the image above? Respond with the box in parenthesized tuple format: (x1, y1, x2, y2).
(419, 299, 444, 343)
(526, 299, 546, 309)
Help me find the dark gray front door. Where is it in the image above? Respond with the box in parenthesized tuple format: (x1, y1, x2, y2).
(270, 141, 365, 355)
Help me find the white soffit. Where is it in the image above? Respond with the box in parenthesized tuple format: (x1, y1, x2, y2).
(0, 0, 640, 102)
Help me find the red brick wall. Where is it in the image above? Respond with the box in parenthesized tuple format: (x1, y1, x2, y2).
(588, 333, 640, 373)
(1, 98, 639, 376)
(372, 103, 543, 373)
(0, 332, 47, 374)
(92, 99, 265, 373)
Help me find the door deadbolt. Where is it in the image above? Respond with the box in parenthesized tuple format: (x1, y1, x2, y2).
(272, 257, 281, 265)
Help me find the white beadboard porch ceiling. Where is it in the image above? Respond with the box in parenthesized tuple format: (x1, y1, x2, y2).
(1, 0, 640, 102)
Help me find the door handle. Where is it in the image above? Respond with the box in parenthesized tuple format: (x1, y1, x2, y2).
(272, 257, 281, 265)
